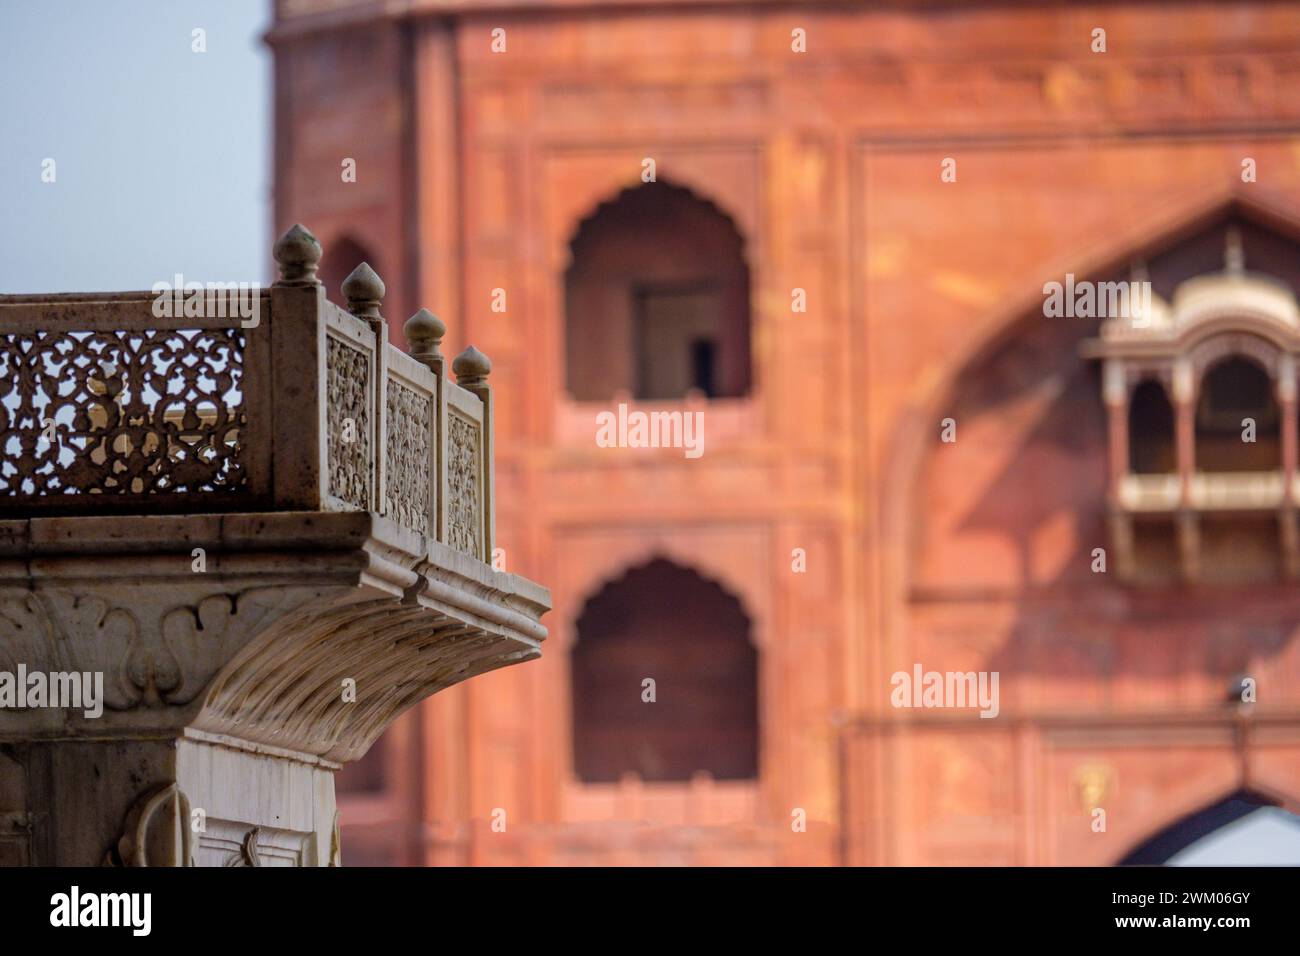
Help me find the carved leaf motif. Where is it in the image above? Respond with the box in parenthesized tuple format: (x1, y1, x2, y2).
(326, 336, 371, 508)
(160, 588, 317, 706)
(59, 596, 147, 710)
(224, 827, 262, 867)
(0, 594, 60, 681)
(384, 380, 431, 535)
(447, 414, 481, 557)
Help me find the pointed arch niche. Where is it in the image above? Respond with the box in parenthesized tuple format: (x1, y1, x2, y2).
(896, 194, 1300, 606)
(563, 180, 753, 403)
(570, 557, 759, 784)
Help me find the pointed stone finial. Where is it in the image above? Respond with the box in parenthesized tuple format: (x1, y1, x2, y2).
(1225, 226, 1245, 275)
(342, 262, 385, 323)
(273, 224, 322, 287)
(404, 308, 447, 372)
(453, 345, 491, 388)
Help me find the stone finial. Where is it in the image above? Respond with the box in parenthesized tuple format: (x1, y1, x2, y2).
(453, 345, 491, 388)
(1225, 226, 1245, 275)
(273, 223, 322, 286)
(342, 262, 385, 323)
(404, 308, 447, 371)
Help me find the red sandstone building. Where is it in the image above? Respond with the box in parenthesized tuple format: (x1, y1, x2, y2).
(267, 0, 1300, 865)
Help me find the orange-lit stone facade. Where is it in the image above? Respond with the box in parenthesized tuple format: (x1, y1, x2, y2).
(270, 0, 1300, 865)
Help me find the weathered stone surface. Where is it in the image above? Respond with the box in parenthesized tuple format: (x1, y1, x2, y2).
(0, 232, 549, 865)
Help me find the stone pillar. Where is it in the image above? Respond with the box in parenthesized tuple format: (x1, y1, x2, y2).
(1102, 359, 1134, 578)
(1277, 354, 1298, 576)
(1172, 358, 1199, 582)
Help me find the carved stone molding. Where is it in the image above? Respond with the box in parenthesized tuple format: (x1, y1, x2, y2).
(200, 543, 546, 761)
(102, 784, 194, 868)
(0, 585, 327, 715)
(385, 380, 433, 535)
(0, 512, 549, 762)
(326, 334, 374, 509)
(446, 413, 482, 557)
(223, 827, 262, 867)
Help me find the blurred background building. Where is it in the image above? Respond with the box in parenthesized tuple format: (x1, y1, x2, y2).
(264, 0, 1300, 865)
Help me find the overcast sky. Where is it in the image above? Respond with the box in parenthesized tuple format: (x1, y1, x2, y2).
(0, 0, 270, 293)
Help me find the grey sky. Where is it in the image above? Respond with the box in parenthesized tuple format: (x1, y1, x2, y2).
(0, 0, 270, 292)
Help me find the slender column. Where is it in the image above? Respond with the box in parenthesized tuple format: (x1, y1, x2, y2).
(1172, 359, 1199, 581)
(1103, 360, 1130, 500)
(1173, 359, 1196, 506)
(1103, 360, 1134, 578)
(1279, 355, 1297, 503)
(1278, 355, 1298, 575)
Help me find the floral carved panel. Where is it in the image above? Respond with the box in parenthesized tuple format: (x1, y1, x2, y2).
(447, 412, 482, 557)
(325, 335, 372, 509)
(384, 380, 432, 535)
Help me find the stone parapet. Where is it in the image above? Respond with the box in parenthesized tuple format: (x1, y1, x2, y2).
(0, 227, 549, 866)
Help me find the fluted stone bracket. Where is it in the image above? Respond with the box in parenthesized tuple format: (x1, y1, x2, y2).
(0, 511, 549, 865)
(0, 512, 546, 754)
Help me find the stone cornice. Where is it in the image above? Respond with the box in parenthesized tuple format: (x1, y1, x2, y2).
(0, 511, 549, 761)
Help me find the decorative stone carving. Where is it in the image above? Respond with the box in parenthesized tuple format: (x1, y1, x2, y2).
(0, 594, 62, 687)
(200, 565, 545, 762)
(329, 810, 341, 867)
(0, 226, 549, 866)
(326, 335, 372, 508)
(447, 413, 482, 557)
(23, 586, 322, 713)
(103, 784, 194, 867)
(0, 328, 246, 497)
(159, 588, 320, 706)
(201, 822, 315, 867)
(385, 380, 432, 535)
(223, 827, 262, 867)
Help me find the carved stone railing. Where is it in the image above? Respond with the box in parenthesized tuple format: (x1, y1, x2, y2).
(0, 226, 546, 866)
(0, 224, 493, 561)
